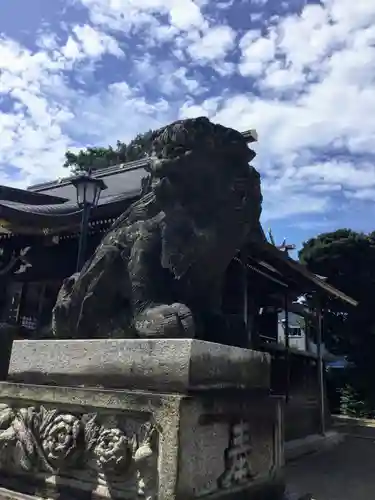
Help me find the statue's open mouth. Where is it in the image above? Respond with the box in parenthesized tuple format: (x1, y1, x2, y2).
(149, 149, 194, 183)
(158, 145, 190, 160)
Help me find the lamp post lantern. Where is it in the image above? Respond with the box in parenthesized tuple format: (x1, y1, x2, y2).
(71, 171, 107, 272)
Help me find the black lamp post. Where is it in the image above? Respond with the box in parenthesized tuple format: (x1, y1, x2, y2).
(71, 172, 107, 272)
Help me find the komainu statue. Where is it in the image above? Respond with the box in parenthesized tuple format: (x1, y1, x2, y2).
(52, 117, 265, 342)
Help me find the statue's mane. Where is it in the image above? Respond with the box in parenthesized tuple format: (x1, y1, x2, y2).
(109, 117, 256, 236)
(150, 116, 255, 163)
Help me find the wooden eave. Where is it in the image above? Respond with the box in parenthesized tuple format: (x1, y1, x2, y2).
(248, 239, 358, 308)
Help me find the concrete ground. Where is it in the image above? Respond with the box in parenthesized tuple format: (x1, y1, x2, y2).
(286, 435, 375, 500)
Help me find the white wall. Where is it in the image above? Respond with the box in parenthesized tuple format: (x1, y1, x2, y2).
(278, 311, 307, 351)
(278, 310, 330, 355)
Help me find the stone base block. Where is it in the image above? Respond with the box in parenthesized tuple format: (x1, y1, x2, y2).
(8, 339, 270, 392)
(0, 382, 284, 499)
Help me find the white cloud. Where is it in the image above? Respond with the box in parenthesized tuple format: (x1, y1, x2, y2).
(0, 24, 152, 188)
(250, 13, 263, 22)
(261, 191, 330, 222)
(262, 61, 306, 91)
(0, 38, 71, 186)
(61, 24, 124, 62)
(294, 162, 375, 189)
(80, 0, 207, 33)
(239, 31, 275, 76)
(36, 32, 60, 51)
(325, 0, 375, 30)
(133, 56, 204, 96)
(79, 0, 235, 70)
(187, 25, 236, 62)
(348, 188, 375, 201)
(186, 80, 375, 219)
(217, 0, 235, 9)
(73, 25, 124, 58)
(168, 0, 205, 31)
(180, 96, 221, 118)
(65, 82, 173, 146)
(0, 0, 375, 231)
(183, 0, 375, 221)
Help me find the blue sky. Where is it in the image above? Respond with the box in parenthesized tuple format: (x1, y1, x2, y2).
(0, 0, 375, 250)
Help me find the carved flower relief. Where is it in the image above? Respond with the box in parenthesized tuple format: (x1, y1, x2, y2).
(0, 403, 158, 495)
(0, 405, 85, 473)
(40, 413, 83, 470)
(0, 405, 37, 472)
(134, 425, 158, 499)
(93, 427, 133, 475)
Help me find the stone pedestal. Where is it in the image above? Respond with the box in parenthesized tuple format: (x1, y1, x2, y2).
(0, 340, 285, 499)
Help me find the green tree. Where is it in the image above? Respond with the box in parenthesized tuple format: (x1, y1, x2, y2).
(299, 229, 375, 415)
(64, 130, 155, 173)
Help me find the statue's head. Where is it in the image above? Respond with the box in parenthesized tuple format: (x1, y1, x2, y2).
(148, 117, 262, 228)
(145, 117, 264, 279)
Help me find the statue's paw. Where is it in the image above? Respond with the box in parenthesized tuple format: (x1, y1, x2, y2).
(135, 303, 195, 338)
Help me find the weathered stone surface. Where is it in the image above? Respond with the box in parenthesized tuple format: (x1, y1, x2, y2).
(52, 116, 265, 343)
(0, 382, 283, 500)
(0, 383, 162, 500)
(8, 338, 270, 391)
(0, 323, 15, 381)
(0, 402, 156, 490)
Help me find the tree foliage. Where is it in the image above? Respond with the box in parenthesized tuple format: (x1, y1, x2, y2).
(300, 229, 375, 300)
(339, 384, 373, 418)
(299, 229, 375, 415)
(63, 130, 155, 173)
